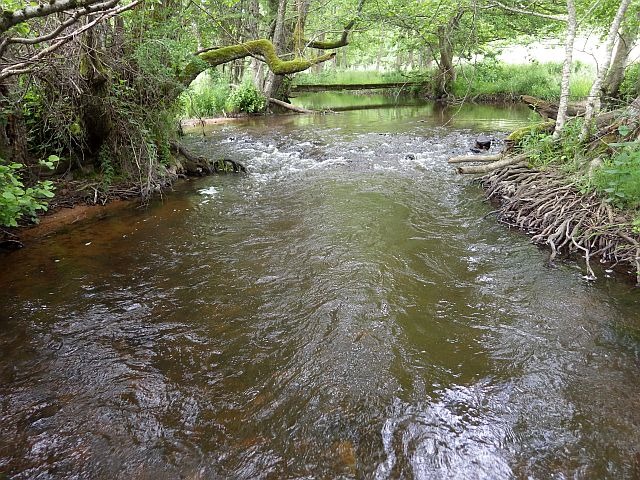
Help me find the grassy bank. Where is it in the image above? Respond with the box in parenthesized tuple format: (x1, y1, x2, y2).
(452, 61, 593, 101)
(179, 61, 595, 118)
(292, 61, 594, 101)
(517, 116, 640, 231)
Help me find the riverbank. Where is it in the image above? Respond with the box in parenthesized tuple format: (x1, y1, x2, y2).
(480, 165, 640, 284)
(0, 149, 246, 248)
(0, 178, 145, 249)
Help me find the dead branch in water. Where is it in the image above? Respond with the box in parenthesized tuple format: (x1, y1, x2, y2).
(169, 141, 247, 174)
(267, 97, 314, 114)
(457, 154, 527, 174)
(448, 153, 504, 164)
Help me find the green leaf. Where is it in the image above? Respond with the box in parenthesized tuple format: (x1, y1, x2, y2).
(618, 125, 631, 137)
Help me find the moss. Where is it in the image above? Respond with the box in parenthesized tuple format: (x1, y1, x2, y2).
(199, 39, 335, 76)
(307, 40, 348, 49)
(507, 121, 555, 143)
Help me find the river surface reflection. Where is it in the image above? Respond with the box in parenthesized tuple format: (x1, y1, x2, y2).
(1, 99, 639, 479)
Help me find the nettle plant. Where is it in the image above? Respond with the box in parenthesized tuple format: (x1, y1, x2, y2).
(594, 133, 640, 210)
(0, 156, 57, 227)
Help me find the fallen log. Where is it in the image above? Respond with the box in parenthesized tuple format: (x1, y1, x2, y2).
(448, 153, 503, 164)
(268, 97, 314, 114)
(521, 95, 585, 120)
(457, 154, 527, 174)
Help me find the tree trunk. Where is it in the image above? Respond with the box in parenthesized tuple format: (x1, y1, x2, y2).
(435, 26, 455, 100)
(579, 0, 633, 141)
(263, 0, 288, 99)
(0, 82, 29, 164)
(602, 11, 639, 101)
(434, 13, 462, 100)
(80, 18, 112, 159)
(554, 0, 576, 137)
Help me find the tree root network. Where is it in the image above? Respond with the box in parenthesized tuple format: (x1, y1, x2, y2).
(479, 165, 640, 284)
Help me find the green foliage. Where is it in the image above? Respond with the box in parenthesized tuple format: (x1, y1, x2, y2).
(97, 145, 115, 190)
(453, 61, 593, 101)
(591, 143, 640, 209)
(225, 80, 266, 114)
(518, 118, 586, 170)
(180, 72, 231, 118)
(0, 157, 56, 227)
(619, 63, 640, 102)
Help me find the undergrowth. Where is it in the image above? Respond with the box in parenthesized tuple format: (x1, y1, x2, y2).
(293, 61, 593, 101)
(0, 156, 57, 227)
(517, 117, 640, 230)
(453, 60, 593, 101)
(180, 73, 266, 117)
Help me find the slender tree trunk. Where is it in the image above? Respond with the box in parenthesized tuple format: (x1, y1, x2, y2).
(579, 0, 633, 141)
(554, 0, 577, 136)
(602, 11, 639, 101)
(247, 0, 265, 87)
(293, 0, 311, 55)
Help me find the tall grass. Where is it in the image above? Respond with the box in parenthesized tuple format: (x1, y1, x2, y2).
(452, 61, 593, 101)
(293, 69, 430, 85)
(294, 62, 594, 101)
(179, 72, 266, 118)
(179, 72, 231, 118)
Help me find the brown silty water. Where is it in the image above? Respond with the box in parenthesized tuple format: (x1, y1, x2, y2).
(1, 97, 639, 479)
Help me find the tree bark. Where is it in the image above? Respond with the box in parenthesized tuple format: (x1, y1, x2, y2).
(434, 12, 462, 100)
(0, 0, 113, 33)
(457, 154, 527, 174)
(554, 0, 576, 137)
(602, 11, 639, 101)
(0, 82, 28, 164)
(268, 97, 313, 113)
(263, 0, 288, 99)
(579, 0, 633, 141)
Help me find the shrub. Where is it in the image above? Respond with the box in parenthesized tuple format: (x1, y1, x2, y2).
(0, 157, 56, 227)
(619, 63, 640, 102)
(226, 80, 266, 114)
(592, 143, 640, 209)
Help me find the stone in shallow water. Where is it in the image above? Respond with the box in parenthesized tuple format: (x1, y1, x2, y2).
(475, 135, 492, 150)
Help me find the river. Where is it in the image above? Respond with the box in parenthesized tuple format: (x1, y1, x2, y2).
(1, 96, 639, 479)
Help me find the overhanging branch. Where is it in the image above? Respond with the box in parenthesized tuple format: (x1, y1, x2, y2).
(306, 0, 366, 49)
(198, 39, 336, 75)
(490, 1, 567, 22)
(0, 0, 114, 34)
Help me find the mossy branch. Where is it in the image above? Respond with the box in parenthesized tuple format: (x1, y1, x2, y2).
(199, 39, 335, 75)
(306, 0, 365, 50)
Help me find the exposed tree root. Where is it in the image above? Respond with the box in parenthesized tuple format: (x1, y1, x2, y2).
(169, 141, 247, 175)
(480, 165, 640, 283)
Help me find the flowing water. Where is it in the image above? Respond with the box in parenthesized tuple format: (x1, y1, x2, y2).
(1, 98, 640, 479)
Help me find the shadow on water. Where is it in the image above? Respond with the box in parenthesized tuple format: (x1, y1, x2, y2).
(1, 97, 640, 479)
